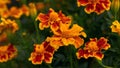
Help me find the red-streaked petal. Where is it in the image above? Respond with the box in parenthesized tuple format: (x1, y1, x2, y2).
(100, 0, 111, 10)
(29, 52, 44, 65)
(84, 4, 96, 14)
(97, 37, 110, 50)
(44, 52, 53, 63)
(102, 43, 110, 50)
(45, 45, 55, 54)
(0, 54, 8, 62)
(37, 13, 49, 22)
(73, 37, 84, 49)
(95, 3, 105, 15)
(76, 49, 84, 59)
(77, 0, 89, 6)
(58, 11, 71, 24)
(94, 52, 104, 60)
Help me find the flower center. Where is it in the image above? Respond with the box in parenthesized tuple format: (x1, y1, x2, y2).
(86, 41, 99, 51)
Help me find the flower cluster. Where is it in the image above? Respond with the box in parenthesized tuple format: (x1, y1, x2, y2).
(0, 0, 44, 19)
(29, 8, 86, 64)
(0, 44, 17, 62)
(76, 37, 110, 60)
(77, 0, 111, 14)
(0, 17, 18, 63)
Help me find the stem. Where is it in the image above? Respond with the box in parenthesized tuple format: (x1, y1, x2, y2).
(95, 59, 113, 68)
(34, 19, 40, 43)
(69, 46, 73, 68)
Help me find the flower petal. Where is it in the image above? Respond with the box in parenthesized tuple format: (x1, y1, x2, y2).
(85, 4, 96, 14)
(94, 52, 104, 60)
(77, 0, 89, 7)
(95, 3, 105, 15)
(44, 52, 53, 63)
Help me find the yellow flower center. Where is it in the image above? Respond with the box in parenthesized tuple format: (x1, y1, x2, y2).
(49, 12, 59, 24)
(35, 44, 44, 53)
(86, 41, 99, 51)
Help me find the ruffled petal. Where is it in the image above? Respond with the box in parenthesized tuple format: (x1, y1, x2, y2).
(76, 49, 84, 59)
(95, 3, 105, 15)
(29, 52, 44, 65)
(100, 0, 111, 10)
(77, 0, 89, 7)
(94, 52, 104, 60)
(44, 52, 53, 63)
(85, 4, 96, 14)
(73, 37, 84, 48)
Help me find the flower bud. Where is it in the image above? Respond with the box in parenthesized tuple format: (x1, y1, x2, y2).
(111, 0, 120, 14)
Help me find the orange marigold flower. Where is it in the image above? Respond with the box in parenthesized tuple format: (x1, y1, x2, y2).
(29, 41, 55, 65)
(0, 18, 19, 33)
(0, 44, 17, 63)
(76, 37, 110, 60)
(20, 4, 30, 16)
(10, 6, 23, 19)
(49, 23, 86, 49)
(110, 20, 120, 34)
(36, 8, 71, 31)
(77, 0, 111, 14)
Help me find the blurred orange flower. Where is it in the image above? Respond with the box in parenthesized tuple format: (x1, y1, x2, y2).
(0, 44, 17, 63)
(110, 20, 120, 34)
(10, 6, 23, 18)
(0, 18, 19, 33)
(76, 37, 110, 60)
(20, 4, 30, 16)
(77, 0, 111, 14)
(29, 41, 55, 64)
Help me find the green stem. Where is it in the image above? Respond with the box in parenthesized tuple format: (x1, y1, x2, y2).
(114, 12, 117, 20)
(95, 59, 113, 68)
(69, 46, 73, 68)
(34, 19, 40, 43)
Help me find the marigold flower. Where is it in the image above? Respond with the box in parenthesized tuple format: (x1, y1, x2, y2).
(76, 37, 110, 60)
(48, 23, 86, 49)
(36, 8, 71, 31)
(29, 41, 55, 65)
(0, 44, 17, 63)
(20, 4, 30, 16)
(10, 6, 23, 18)
(77, 0, 111, 14)
(0, 18, 19, 33)
(110, 20, 120, 34)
